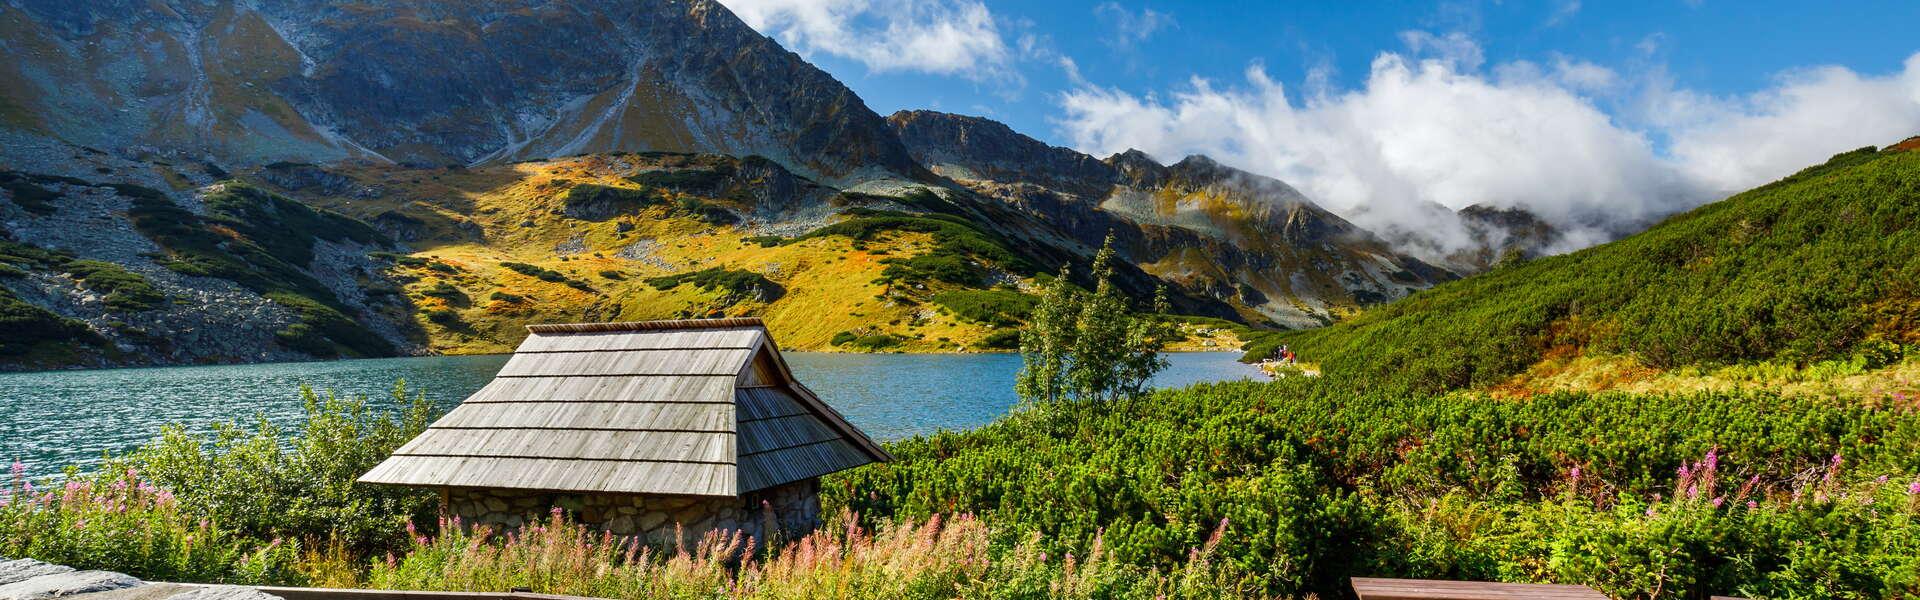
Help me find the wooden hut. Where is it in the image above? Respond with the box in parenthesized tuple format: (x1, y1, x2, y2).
(359, 318, 889, 543)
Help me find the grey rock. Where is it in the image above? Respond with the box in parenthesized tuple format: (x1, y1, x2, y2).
(0, 560, 72, 587)
(0, 569, 141, 600)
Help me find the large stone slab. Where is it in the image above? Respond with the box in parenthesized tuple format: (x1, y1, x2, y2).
(0, 562, 73, 587)
(0, 569, 141, 600)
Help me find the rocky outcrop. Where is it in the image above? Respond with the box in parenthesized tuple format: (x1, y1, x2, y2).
(0, 558, 280, 600)
(0, 0, 921, 185)
(888, 111, 1455, 327)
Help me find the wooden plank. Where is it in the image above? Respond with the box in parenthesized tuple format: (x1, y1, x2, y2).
(516, 329, 762, 353)
(463, 375, 737, 403)
(738, 437, 871, 492)
(362, 456, 735, 497)
(1351, 578, 1607, 600)
(736, 387, 809, 421)
(435, 402, 733, 432)
(495, 349, 753, 377)
(737, 414, 839, 454)
(393, 429, 734, 464)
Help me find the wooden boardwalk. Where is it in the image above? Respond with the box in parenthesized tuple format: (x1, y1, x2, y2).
(1352, 577, 1609, 600)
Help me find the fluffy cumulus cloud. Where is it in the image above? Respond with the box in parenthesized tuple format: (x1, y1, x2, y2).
(1055, 36, 1920, 260)
(718, 0, 1012, 80)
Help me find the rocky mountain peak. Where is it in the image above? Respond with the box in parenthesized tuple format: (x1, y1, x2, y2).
(886, 110, 1117, 197)
(0, 0, 920, 185)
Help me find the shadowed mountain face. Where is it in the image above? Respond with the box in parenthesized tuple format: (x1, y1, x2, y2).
(889, 110, 1455, 328)
(0, 0, 920, 184)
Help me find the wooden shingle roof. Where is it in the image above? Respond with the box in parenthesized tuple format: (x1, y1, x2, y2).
(359, 318, 888, 497)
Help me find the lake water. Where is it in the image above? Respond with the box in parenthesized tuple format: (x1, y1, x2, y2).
(0, 352, 1263, 473)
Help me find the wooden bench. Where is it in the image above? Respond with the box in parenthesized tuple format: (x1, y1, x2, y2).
(1352, 577, 1609, 600)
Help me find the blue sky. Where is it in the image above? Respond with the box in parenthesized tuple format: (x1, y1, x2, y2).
(723, 0, 1920, 147)
(718, 0, 1920, 256)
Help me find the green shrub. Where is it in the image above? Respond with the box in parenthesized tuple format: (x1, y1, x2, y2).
(829, 376, 1920, 597)
(124, 182, 393, 357)
(0, 171, 61, 215)
(932, 289, 1038, 327)
(830, 330, 903, 350)
(597, 270, 625, 280)
(488, 291, 524, 303)
(644, 267, 782, 303)
(560, 184, 658, 220)
(980, 329, 1021, 350)
(500, 261, 568, 282)
(420, 281, 466, 303)
(109, 383, 440, 554)
(424, 308, 461, 326)
(793, 208, 1039, 284)
(744, 235, 786, 248)
(675, 197, 738, 225)
(0, 467, 299, 584)
(64, 260, 164, 311)
(1275, 146, 1920, 394)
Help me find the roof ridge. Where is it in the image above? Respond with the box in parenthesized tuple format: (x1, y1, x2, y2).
(526, 317, 766, 334)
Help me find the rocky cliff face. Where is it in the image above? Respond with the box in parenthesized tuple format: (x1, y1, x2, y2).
(887, 111, 1454, 327)
(0, 0, 921, 184)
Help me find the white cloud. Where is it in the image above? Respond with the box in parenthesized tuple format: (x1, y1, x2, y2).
(1054, 33, 1920, 261)
(718, 0, 1013, 80)
(1094, 3, 1174, 50)
(1655, 55, 1920, 191)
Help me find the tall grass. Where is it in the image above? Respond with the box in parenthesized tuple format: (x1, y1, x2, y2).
(303, 509, 1259, 599)
(0, 462, 299, 584)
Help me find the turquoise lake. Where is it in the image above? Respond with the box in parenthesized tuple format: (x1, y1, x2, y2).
(0, 352, 1263, 473)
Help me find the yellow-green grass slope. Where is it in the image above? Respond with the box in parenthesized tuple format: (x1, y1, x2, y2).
(271, 154, 1241, 355)
(1258, 140, 1920, 396)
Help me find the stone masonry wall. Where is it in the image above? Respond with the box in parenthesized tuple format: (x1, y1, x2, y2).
(445, 479, 821, 547)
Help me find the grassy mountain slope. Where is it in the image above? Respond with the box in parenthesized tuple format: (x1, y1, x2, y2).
(1261, 142, 1920, 394)
(268, 153, 1245, 354)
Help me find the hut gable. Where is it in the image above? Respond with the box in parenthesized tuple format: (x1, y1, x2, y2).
(359, 318, 887, 498)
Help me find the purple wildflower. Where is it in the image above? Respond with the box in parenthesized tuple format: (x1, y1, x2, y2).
(1908, 481, 1920, 495)
(1747, 500, 1759, 509)
(1711, 497, 1725, 508)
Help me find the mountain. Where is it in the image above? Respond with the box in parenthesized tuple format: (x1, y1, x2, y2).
(0, 0, 1455, 370)
(1447, 204, 1560, 271)
(0, 0, 921, 184)
(889, 110, 1454, 328)
(1261, 141, 1920, 394)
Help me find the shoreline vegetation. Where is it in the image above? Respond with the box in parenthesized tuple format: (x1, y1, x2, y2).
(4, 238, 1918, 598)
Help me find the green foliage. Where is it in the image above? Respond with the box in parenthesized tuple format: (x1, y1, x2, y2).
(0, 286, 99, 356)
(500, 262, 594, 292)
(110, 383, 441, 554)
(829, 375, 1920, 597)
(793, 208, 1038, 285)
(597, 270, 626, 280)
(561, 184, 660, 220)
(1016, 237, 1173, 404)
(64, 260, 164, 311)
(124, 182, 393, 357)
(488, 291, 524, 303)
(831, 330, 903, 350)
(1274, 146, 1920, 394)
(626, 167, 731, 190)
(500, 261, 566, 281)
(0, 468, 299, 584)
(420, 281, 466, 302)
(644, 267, 783, 303)
(933, 289, 1040, 327)
(0, 170, 62, 215)
(674, 197, 738, 225)
(980, 329, 1022, 350)
(424, 308, 461, 326)
(744, 235, 786, 248)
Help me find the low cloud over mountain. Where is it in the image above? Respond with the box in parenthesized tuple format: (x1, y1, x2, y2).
(1055, 35, 1920, 261)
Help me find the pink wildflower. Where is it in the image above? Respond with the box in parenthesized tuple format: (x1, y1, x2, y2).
(1747, 500, 1759, 509)
(1711, 497, 1724, 508)
(1908, 481, 1920, 495)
